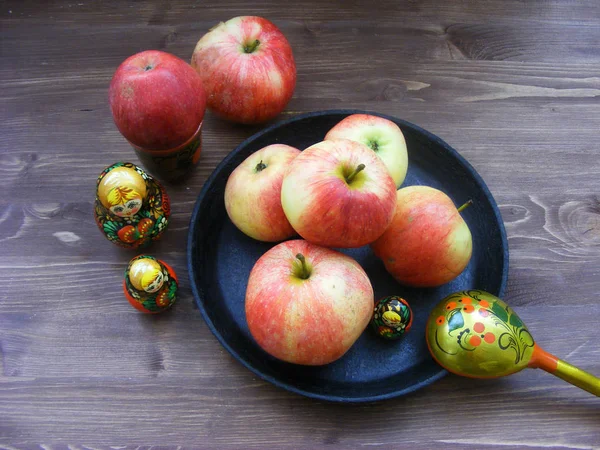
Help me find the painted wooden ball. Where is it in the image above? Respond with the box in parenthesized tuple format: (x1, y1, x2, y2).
(94, 162, 170, 249)
(371, 296, 413, 340)
(123, 255, 178, 313)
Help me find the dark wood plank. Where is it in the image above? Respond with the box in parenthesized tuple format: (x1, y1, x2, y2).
(3, 0, 600, 26)
(1, 0, 600, 447)
(0, 374, 599, 447)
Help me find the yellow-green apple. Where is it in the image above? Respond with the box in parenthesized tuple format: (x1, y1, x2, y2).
(191, 16, 296, 124)
(280, 139, 397, 248)
(371, 186, 473, 287)
(325, 114, 408, 188)
(245, 239, 374, 365)
(109, 50, 207, 150)
(225, 144, 301, 242)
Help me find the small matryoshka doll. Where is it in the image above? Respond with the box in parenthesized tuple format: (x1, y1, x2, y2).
(123, 255, 178, 313)
(94, 162, 170, 249)
(371, 296, 413, 340)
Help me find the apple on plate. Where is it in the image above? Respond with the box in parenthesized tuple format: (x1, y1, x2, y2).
(191, 16, 296, 124)
(225, 144, 301, 242)
(245, 239, 374, 366)
(325, 114, 409, 188)
(370, 186, 473, 287)
(280, 138, 397, 248)
(109, 50, 207, 150)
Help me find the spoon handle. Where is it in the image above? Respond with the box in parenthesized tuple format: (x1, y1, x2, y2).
(529, 345, 600, 396)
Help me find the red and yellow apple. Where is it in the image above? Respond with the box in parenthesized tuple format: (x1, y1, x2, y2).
(280, 139, 397, 248)
(371, 186, 473, 287)
(225, 144, 301, 242)
(325, 114, 409, 188)
(109, 50, 207, 150)
(191, 16, 296, 124)
(245, 239, 374, 365)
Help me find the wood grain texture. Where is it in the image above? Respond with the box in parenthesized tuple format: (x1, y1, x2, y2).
(1, 0, 600, 448)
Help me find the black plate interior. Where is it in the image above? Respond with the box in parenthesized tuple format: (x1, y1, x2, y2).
(187, 110, 508, 402)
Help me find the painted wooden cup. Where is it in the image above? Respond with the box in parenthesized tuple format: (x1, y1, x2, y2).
(130, 121, 203, 183)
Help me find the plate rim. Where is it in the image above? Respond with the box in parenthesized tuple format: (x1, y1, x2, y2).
(186, 109, 509, 403)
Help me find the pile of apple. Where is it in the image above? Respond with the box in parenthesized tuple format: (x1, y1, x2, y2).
(226, 114, 473, 366)
(108, 16, 297, 154)
(106, 15, 473, 366)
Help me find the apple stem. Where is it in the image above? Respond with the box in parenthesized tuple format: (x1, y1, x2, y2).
(255, 160, 267, 172)
(243, 39, 260, 54)
(295, 253, 310, 280)
(346, 164, 366, 184)
(457, 199, 473, 213)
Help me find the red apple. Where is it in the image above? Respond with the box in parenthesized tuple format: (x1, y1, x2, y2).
(245, 239, 374, 365)
(325, 114, 409, 188)
(191, 16, 296, 124)
(225, 144, 301, 242)
(109, 50, 207, 150)
(280, 139, 397, 248)
(371, 186, 473, 287)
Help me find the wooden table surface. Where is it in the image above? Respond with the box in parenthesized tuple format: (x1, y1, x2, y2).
(2, 0, 599, 448)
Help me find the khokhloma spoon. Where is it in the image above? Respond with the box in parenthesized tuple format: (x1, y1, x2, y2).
(426, 290, 600, 396)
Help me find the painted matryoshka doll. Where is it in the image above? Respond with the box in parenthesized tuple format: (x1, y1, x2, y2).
(94, 162, 170, 249)
(123, 255, 178, 313)
(371, 296, 413, 340)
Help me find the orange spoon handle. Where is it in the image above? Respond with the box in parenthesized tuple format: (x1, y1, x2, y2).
(528, 345, 600, 396)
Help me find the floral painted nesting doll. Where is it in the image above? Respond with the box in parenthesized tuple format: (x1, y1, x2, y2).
(123, 255, 178, 313)
(371, 296, 413, 340)
(94, 162, 170, 249)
